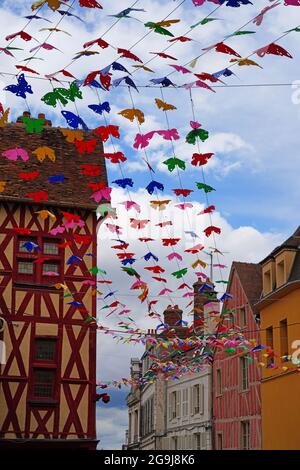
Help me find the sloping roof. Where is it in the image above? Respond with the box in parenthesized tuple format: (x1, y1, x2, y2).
(260, 225, 300, 264)
(288, 251, 300, 282)
(0, 116, 107, 210)
(231, 261, 262, 311)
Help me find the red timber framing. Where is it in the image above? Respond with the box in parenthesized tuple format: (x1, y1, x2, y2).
(0, 202, 98, 449)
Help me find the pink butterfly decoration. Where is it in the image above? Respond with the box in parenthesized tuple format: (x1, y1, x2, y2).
(91, 187, 112, 203)
(158, 288, 173, 295)
(175, 203, 194, 210)
(169, 64, 191, 74)
(49, 226, 65, 235)
(30, 43, 60, 53)
(2, 148, 29, 161)
(121, 201, 141, 213)
(190, 121, 201, 129)
(167, 252, 183, 261)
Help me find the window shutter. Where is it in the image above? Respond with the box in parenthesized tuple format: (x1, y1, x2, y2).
(200, 383, 204, 415)
(163, 437, 169, 450)
(168, 394, 172, 421)
(190, 387, 194, 416)
(176, 390, 181, 417)
(201, 432, 207, 450)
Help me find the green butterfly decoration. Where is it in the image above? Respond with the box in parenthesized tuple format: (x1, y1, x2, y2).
(171, 268, 188, 279)
(163, 157, 186, 172)
(191, 18, 218, 28)
(225, 30, 255, 39)
(122, 267, 139, 277)
(144, 22, 174, 37)
(186, 128, 209, 144)
(22, 116, 45, 133)
(41, 81, 82, 108)
(196, 182, 215, 193)
(89, 266, 107, 275)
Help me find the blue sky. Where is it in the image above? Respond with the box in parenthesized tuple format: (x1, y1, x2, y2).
(2, 0, 300, 449)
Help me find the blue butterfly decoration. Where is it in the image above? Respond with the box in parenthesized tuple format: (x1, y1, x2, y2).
(112, 178, 134, 189)
(5, 73, 33, 99)
(146, 180, 164, 195)
(61, 110, 89, 131)
(112, 76, 138, 92)
(213, 68, 234, 79)
(22, 241, 41, 252)
(111, 62, 130, 73)
(112, 238, 127, 245)
(219, 0, 252, 6)
(198, 283, 214, 293)
(220, 292, 233, 302)
(121, 259, 136, 266)
(143, 252, 159, 262)
(103, 291, 118, 299)
(150, 77, 175, 87)
(67, 301, 84, 307)
(88, 102, 111, 115)
(48, 175, 65, 183)
(66, 255, 82, 265)
(57, 10, 83, 21)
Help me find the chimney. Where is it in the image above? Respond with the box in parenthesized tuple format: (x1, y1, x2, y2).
(193, 278, 218, 329)
(163, 304, 182, 327)
(16, 111, 52, 127)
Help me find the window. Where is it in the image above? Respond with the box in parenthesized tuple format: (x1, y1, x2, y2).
(280, 319, 288, 360)
(216, 369, 222, 396)
(217, 433, 223, 450)
(195, 433, 201, 450)
(42, 263, 59, 274)
(240, 307, 247, 328)
(43, 240, 59, 255)
(263, 270, 271, 294)
(18, 260, 34, 274)
(182, 388, 188, 416)
(192, 384, 204, 415)
(18, 237, 37, 252)
(33, 369, 55, 398)
(172, 437, 178, 450)
(240, 357, 249, 391)
(277, 260, 285, 287)
(241, 421, 250, 450)
(170, 391, 180, 419)
(266, 326, 274, 365)
(35, 338, 56, 361)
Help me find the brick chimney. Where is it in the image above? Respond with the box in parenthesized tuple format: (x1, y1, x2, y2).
(163, 305, 183, 327)
(193, 278, 218, 330)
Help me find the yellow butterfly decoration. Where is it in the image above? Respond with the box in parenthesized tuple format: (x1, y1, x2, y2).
(118, 108, 145, 125)
(191, 259, 207, 269)
(0, 181, 6, 193)
(132, 65, 154, 73)
(230, 58, 263, 68)
(155, 98, 177, 111)
(35, 210, 56, 220)
(60, 128, 84, 143)
(150, 200, 171, 210)
(156, 19, 180, 27)
(32, 0, 64, 11)
(0, 108, 10, 128)
(32, 146, 56, 162)
(138, 285, 149, 303)
(54, 283, 68, 290)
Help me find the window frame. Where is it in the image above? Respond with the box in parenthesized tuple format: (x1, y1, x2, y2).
(240, 357, 249, 391)
(32, 368, 56, 400)
(241, 420, 250, 450)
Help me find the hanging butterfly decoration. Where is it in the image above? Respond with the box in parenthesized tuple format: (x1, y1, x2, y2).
(4, 74, 33, 99)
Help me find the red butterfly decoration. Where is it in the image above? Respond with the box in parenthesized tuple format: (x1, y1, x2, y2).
(13, 227, 31, 235)
(156, 221, 172, 228)
(73, 234, 92, 244)
(25, 191, 48, 202)
(130, 219, 150, 229)
(18, 171, 40, 180)
(57, 241, 72, 248)
(93, 125, 120, 142)
(162, 238, 180, 246)
(34, 257, 50, 264)
(111, 243, 129, 250)
(74, 138, 98, 153)
(194, 72, 220, 83)
(86, 181, 107, 191)
(191, 152, 214, 166)
(255, 42, 292, 59)
(117, 48, 142, 63)
(169, 36, 191, 43)
(203, 225, 221, 237)
(173, 188, 194, 197)
(6, 31, 32, 41)
(79, 0, 102, 8)
(145, 266, 165, 274)
(116, 253, 135, 260)
(150, 52, 177, 60)
(139, 238, 154, 242)
(83, 37, 109, 49)
(84, 71, 111, 90)
(80, 164, 101, 176)
(16, 65, 39, 75)
(198, 205, 215, 215)
(103, 152, 127, 163)
(214, 42, 241, 57)
(62, 212, 81, 223)
(152, 277, 167, 283)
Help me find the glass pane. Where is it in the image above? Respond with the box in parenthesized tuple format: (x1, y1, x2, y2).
(35, 339, 56, 361)
(43, 263, 59, 274)
(33, 369, 55, 398)
(44, 242, 59, 255)
(18, 261, 34, 274)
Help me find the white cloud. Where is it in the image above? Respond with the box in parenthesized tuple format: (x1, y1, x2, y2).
(97, 406, 128, 450)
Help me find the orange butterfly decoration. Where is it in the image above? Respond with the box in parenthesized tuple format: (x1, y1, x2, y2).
(60, 129, 84, 143)
(150, 200, 171, 210)
(155, 98, 177, 111)
(74, 138, 98, 153)
(31, 0, 64, 11)
(130, 218, 150, 229)
(118, 108, 145, 125)
(230, 58, 262, 68)
(156, 19, 180, 27)
(32, 146, 56, 162)
(0, 108, 10, 127)
(0, 181, 6, 193)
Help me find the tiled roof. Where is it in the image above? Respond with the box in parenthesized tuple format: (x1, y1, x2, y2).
(0, 116, 107, 210)
(231, 261, 262, 311)
(260, 225, 300, 264)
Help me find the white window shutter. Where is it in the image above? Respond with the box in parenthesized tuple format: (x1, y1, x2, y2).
(200, 383, 204, 415)
(176, 390, 181, 417)
(190, 387, 194, 416)
(201, 432, 207, 450)
(168, 394, 172, 421)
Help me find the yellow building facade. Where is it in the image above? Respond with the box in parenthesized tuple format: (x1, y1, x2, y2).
(258, 226, 300, 450)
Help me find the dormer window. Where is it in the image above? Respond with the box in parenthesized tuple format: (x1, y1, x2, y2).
(263, 269, 271, 294)
(276, 260, 285, 287)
